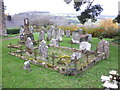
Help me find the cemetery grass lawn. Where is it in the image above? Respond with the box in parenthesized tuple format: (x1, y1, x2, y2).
(2, 34, 119, 88)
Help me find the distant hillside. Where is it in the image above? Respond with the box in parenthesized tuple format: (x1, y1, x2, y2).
(5, 11, 117, 28)
(5, 11, 70, 28)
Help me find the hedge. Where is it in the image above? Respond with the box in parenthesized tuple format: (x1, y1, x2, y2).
(7, 28, 20, 34)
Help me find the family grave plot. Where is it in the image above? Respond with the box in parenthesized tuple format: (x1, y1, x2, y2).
(8, 36, 110, 76)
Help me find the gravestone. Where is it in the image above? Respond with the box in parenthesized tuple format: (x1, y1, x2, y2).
(30, 26, 34, 33)
(97, 39, 109, 59)
(72, 30, 80, 44)
(79, 29, 83, 35)
(66, 30, 70, 37)
(24, 60, 31, 71)
(51, 26, 56, 38)
(47, 29, 52, 41)
(39, 30, 45, 41)
(25, 37, 34, 54)
(38, 40, 48, 61)
(50, 39, 59, 47)
(79, 41, 91, 51)
(41, 26, 46, 32)
(61, 29, 65, 36)
(20, 25, 25, 40)
(87, 34, 92, 42)
(56, 29, 62, 41)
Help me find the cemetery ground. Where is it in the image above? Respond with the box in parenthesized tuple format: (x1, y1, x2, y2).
(1, 33, 119, 88)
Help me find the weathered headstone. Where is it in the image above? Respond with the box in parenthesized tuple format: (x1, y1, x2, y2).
(39, 30, 45, 41)
(38, 40, 48, 61)
(25, 37, 34, 54)
(30, 25, 34, 33)
(47, 29, 52, 41)
(79, 41, 91, 51)
(20, 25, 25, 40)
(72, 30, 80, 44)
(61, 29, 65, 36)
(24, 18, 29, 32)
(24, 60, 31, 71)
(56, 29, 62, 41)
(97, 39, 109, 59)
(50, 39, 59, 47)
(66, 30, 70, 37)
(79, 29, 83, 35)
(41, 26, 46, 32)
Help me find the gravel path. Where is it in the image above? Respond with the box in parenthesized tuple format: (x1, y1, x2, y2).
(1, 35, 19, 41)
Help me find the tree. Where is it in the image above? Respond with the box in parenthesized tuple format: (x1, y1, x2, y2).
(64, 0, 103, 24)
(100, 18, 118, 29)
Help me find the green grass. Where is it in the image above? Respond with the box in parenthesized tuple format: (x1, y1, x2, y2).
(1, 34, 119, 88)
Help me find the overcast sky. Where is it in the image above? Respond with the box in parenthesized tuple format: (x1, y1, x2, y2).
(4, 0, 119, 15)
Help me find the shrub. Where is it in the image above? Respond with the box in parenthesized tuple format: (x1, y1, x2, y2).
(7, 28, 20, 34)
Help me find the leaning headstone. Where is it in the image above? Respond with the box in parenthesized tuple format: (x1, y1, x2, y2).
(25, 37, 34, 54)
(66, 30, 70, 37)
(72, 31, 80, 44)
(79, 41, 91, 51)
(38, 40, 48, 61)
(50, 39, 59, 47)
(39, 30, 45, 41)
(97, 39, 109, 59)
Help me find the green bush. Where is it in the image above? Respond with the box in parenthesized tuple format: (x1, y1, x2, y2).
(7, 28, 20, 34)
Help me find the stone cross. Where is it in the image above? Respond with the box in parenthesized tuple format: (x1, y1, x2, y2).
(97, 39, 109, 59)
(38, 40, 48, 61)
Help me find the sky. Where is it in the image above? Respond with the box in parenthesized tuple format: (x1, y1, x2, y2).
(4, 0, 119, 16)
